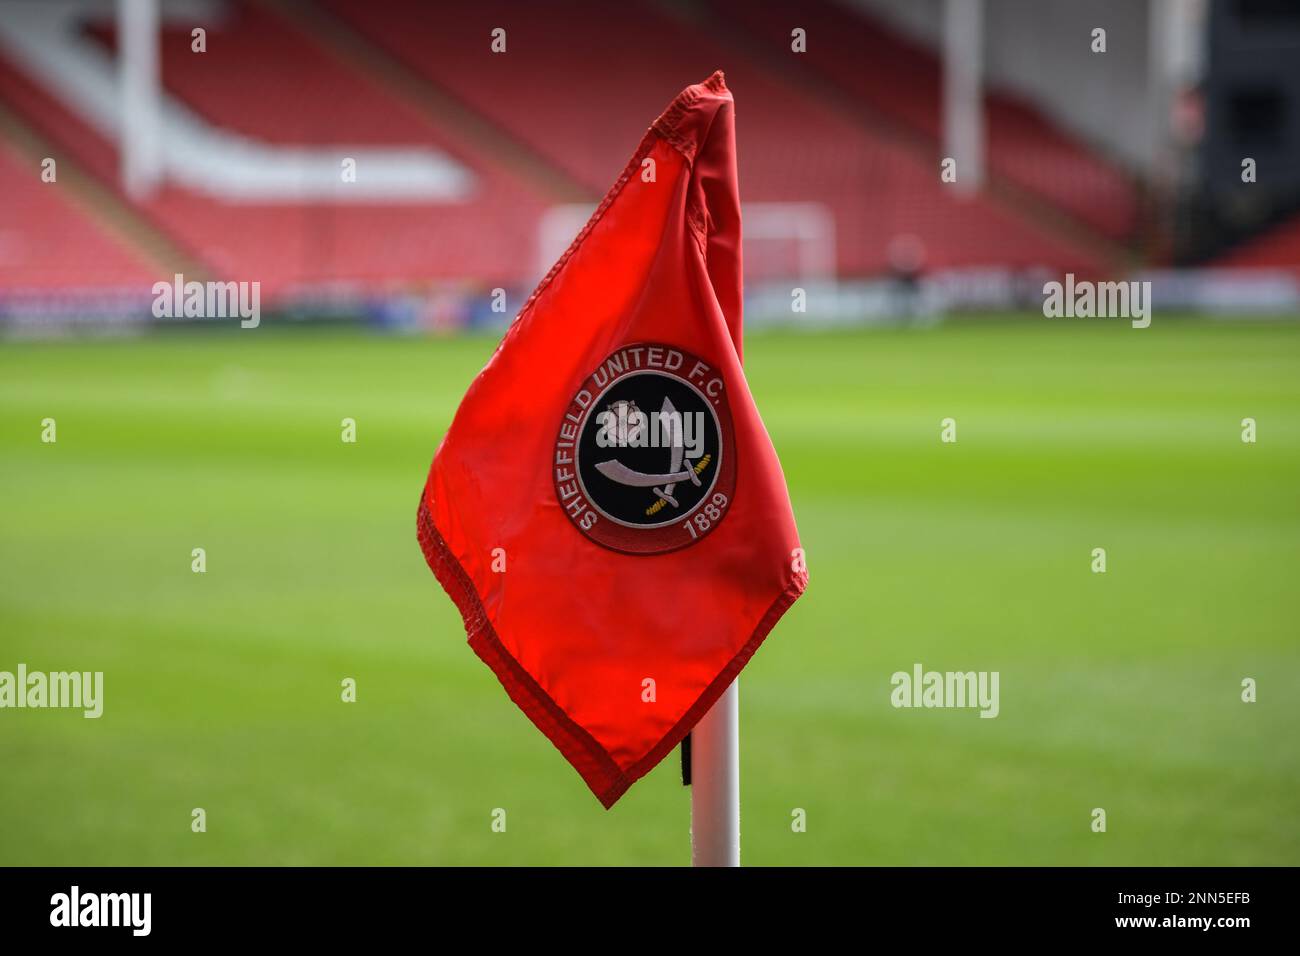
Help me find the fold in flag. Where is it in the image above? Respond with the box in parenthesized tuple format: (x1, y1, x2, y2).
(417, 71, 807, 808)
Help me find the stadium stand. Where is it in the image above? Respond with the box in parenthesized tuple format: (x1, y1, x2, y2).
(0, 0, 552, 298)
(0, 0, 1113, 310)
(0, 136, 159, 291)
(321, 0, 1105, 277)
(706, 0, 1140, 242)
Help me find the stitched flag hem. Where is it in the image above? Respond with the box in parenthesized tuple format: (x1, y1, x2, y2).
(417, 496, 806, 809)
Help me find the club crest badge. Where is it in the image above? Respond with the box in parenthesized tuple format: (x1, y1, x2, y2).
(554, 343, 737, 554)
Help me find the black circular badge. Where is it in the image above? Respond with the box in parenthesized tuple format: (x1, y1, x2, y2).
(553, 343, 737, 554)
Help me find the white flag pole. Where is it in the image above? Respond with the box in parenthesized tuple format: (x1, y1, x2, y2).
(690, 678, 739, 866)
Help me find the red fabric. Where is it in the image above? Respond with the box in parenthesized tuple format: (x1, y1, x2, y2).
(417, 72, 806, 808)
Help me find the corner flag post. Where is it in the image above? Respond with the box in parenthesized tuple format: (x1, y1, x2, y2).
(690, 679, 740, 866)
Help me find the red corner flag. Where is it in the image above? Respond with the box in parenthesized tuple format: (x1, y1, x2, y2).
(417, 72, 806, 808)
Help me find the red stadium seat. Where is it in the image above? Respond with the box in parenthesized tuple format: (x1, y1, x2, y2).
(1216, 214, 1300, 274)
(0, 139, 158, 291)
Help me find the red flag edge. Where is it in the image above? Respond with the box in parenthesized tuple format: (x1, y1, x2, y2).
(511, 69, 729, 332)
(418, 499, 806, 808)
(416, 71, 808, 808)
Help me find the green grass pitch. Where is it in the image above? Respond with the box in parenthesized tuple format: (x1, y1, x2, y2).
(1, 317, 1297, 865)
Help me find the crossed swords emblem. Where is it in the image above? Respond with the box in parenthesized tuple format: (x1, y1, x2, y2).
(593, 397, 702, 508)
